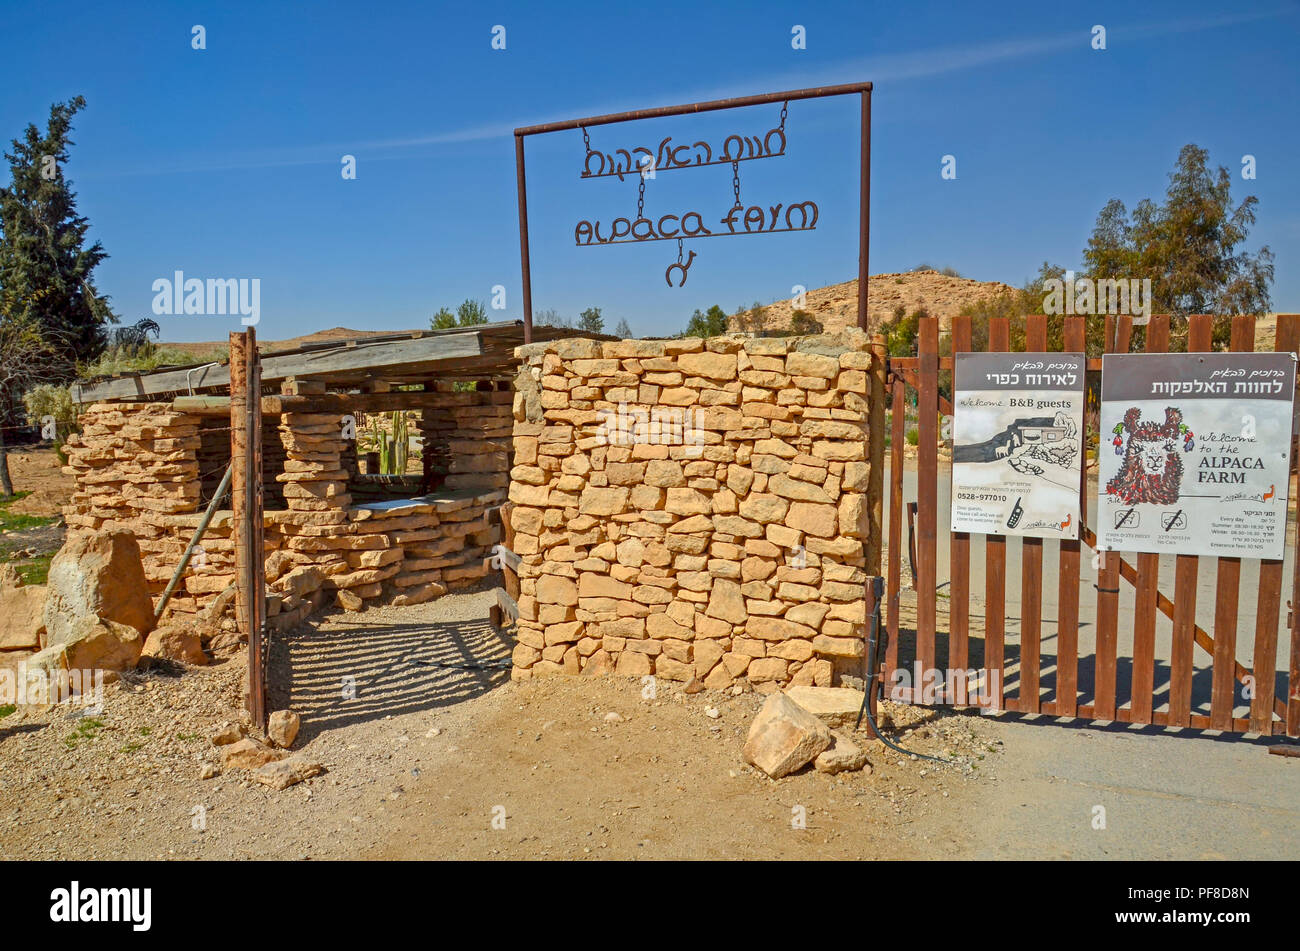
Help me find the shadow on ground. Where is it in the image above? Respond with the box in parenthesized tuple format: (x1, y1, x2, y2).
(267, 614, 514, 742)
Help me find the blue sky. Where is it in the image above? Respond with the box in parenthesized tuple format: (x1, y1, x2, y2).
(2, 0, 1297, 342)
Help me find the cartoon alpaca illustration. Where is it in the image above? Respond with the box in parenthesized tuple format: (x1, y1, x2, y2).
(1106, 406, 1188, 505)
(995, 442, 1011, 459)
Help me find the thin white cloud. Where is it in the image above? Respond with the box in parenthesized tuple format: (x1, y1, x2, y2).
(81, 8, 1293, 179)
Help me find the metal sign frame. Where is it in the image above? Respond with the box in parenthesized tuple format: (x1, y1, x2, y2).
(512, 81, 873, 343)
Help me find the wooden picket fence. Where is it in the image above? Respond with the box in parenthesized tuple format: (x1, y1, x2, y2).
(881, 313, 1300, 736)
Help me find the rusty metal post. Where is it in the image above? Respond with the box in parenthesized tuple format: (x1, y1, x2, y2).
(867, 332, 887, 576)
(858, 89, 871, 331)
(514, 132, 533, 344)
(247, 327, 265, 729)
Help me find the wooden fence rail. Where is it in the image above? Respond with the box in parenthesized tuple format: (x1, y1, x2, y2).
(880, 314, 1300, 737)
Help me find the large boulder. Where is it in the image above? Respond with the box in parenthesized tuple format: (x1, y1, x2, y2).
(742, 692, 833, 779)
(43, 531, 155, 644)
(0, 565, 46, 650)
(50, 617, 144, 672)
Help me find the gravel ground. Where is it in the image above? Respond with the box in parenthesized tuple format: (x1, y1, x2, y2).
(0, 585, 1002, 860)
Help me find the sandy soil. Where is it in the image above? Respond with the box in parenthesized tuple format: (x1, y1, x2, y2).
(2, 447, 73, 517)
(0, 587, 1002, 860)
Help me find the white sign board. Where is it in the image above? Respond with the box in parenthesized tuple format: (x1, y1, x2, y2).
(950, 353, 1086, 539)
(1098, 352, 1295, 560)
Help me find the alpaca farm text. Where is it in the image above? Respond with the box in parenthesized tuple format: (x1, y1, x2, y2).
(1098, 352, 1295, 560)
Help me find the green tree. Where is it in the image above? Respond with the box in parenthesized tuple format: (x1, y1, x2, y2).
(0, 309, 66, 495)
(578, 306, 604, 334)
(789, 309, 822, 335)
(430, 298, 488, 330)
(683, 305, 728, 338)
(0, 96, 114, 372)
(1084, 145, 1272, 320)
(457, 298, 488, 326)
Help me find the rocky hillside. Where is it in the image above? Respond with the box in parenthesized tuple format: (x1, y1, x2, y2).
(736, 269, 1018, 334)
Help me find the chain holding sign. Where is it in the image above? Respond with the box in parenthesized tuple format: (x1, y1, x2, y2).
(512, 81, 872, 341)
(572, 102, 818, 285)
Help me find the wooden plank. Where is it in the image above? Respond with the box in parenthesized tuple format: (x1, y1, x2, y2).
(1093, 314, 1131, 720)
(1211, 317, 1255, 729)
(1168, 314, 1213, 728)
(867, 333, 887, 577)
(949, 316, 972, 676)
(1129, 315, 1169, 723)
(916, 316, 939, 680)
(74, 329, 487, 402)
(985, 316, 1009, 710)
(1018, 314, 1048, 713)
(1252, 316, 1296, 733)
(1057, 314, 1085, 717)
(886, 377, 905, 678)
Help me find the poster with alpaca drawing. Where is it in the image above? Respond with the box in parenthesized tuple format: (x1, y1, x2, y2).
(1098, 352, 1295, 560)
(950, 353, 1085, 539)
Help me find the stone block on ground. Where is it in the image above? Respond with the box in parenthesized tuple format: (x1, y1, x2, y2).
(814, 732, 871, 774)
(783, 685, 866, 727)
(252, 757, 324, 790)
(268, 709, 301, 748)
(742, 692, 832, 778)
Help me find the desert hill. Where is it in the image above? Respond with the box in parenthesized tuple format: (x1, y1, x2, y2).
(735, 269, 1019, 334)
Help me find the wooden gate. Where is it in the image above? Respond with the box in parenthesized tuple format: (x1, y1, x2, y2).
(881, 313, 1300, 737)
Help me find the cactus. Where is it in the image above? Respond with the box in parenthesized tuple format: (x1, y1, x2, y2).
(368, 411, 410, 474)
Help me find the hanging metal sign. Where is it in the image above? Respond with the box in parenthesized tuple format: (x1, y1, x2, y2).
(511, 81, 872, 343)
(579, 107, 788, 180)
(574, 101, 817, 286)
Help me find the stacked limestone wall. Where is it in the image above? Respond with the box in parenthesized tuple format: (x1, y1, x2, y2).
(418, 388, 513, 491)
(63, 403, 205, 605)
(64, 402, 503, 629)
(507, 332, 874, 688)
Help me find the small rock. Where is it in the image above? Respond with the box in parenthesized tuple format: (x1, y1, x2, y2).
(683, 677, 705, 694)
(199, 764, 219, 780)
(425, 727, 442, 738)
(814, 733, 871, 775)
(704, 707, 720, 719)
(210, 722, 245, 746)
(603, 712, 623, 723)
(220, 738, 286, 770)
(268, 709, 301, 748)
(252, 758, 324, 791)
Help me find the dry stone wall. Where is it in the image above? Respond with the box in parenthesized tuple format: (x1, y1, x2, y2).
(64, 401, 504, 629)
(418, 388, 513, 492)
(507, 331, 875, 689)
